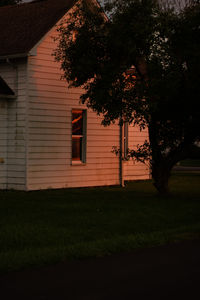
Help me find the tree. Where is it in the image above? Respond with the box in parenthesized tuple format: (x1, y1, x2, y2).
(54, 0, 200, 194)
(0, 0, 22, 6)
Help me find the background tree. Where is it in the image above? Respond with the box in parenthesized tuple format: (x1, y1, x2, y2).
(55, 0, 200, 194)
(159, 0, 199, 10)
(0, 0, 22, 7)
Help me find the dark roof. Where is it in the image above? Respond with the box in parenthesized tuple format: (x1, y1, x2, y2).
(0, 76, 15, 96)
(0, 0, 76, 57)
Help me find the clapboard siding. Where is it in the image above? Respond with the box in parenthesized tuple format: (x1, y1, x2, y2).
(124, 125, 150, 181)
(26, 15, 121, 190)
(24, 10, 150, 190)
(0, 100, 7, 188)
(28, 178, 120, 191)
(0, 59, 27, 190)
(0, 6, 150, 191)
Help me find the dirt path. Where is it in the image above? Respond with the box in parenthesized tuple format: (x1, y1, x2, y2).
(0, 239, 200, 299)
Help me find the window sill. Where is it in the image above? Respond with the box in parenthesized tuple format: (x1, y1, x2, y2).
(71, 160, 86, 166)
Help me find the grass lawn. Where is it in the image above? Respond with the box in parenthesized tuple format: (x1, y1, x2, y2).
(179, 159, 200, 167)
(0, 173, 199, 274)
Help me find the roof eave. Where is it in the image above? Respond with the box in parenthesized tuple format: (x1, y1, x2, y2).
(0, 52, 28, 60)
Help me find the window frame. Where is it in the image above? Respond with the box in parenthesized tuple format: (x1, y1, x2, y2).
(71, 109, 87, 164)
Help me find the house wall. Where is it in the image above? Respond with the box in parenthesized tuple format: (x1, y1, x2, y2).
(27, 26, 121, 190)
(26, 13, 150, 190)
(0, 60, 27, 190)
(124, 126, 150, 181)
(0, 98, 7, 189)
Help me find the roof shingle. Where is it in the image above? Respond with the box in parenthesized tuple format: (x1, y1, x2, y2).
(0, 0, 76, 57)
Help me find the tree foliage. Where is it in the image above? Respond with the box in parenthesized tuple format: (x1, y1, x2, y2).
(0, 0, 22, 7)
(55, 0, 200, 194)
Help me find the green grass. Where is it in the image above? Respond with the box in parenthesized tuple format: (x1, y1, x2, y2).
(0, 173, 200, 274)
(179, 159, 200, 167)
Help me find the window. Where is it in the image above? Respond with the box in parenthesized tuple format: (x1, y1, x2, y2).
(124, 122, 129, 158)
(72, 109, 86, 163)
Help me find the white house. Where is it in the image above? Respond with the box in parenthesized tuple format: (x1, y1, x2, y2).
(0, 0, 150, 190)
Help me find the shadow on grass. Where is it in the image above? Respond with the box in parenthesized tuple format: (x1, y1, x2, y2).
(0, 172, 199, 273)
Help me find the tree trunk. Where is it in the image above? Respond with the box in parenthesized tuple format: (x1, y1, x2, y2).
(152, 162, 171, 195)
(148, 120, 172, 195)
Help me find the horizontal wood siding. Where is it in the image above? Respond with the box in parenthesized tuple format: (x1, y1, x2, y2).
(0, 99, 7, 188)
(27, 22, 120, 190)
(124, 125, 150, 181)
(0, 60, 27, 190)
